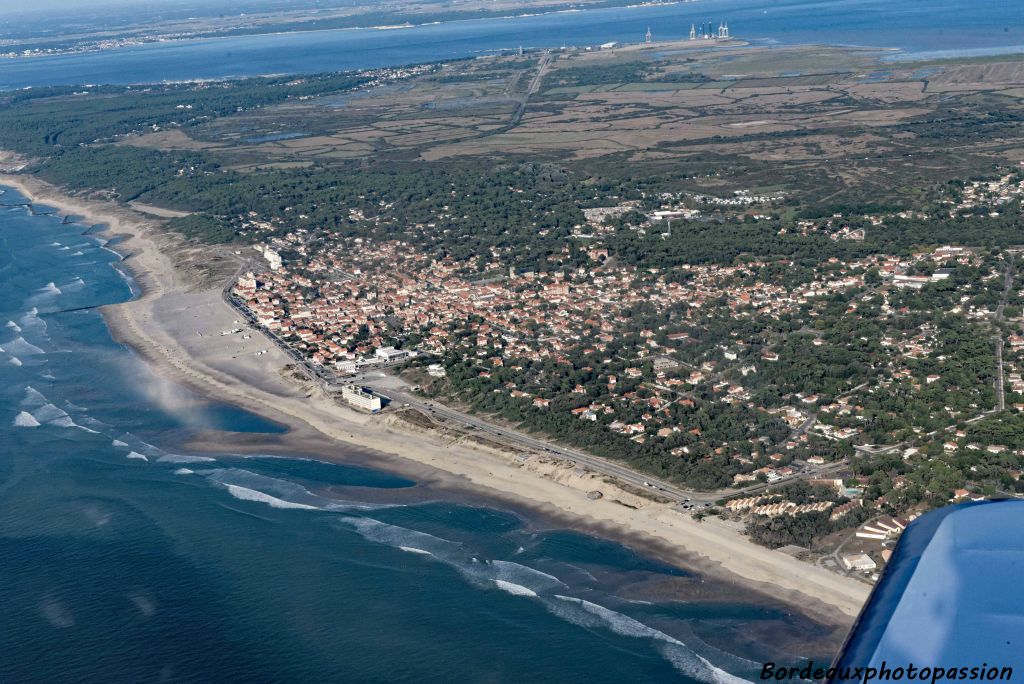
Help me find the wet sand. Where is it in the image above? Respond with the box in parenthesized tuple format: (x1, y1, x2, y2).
(0, 171, 871, 637)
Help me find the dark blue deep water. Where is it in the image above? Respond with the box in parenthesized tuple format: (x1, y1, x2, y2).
(0, 189, 830, 681)
(3, 0, 987, 673)
(0, 0, 1021, 88)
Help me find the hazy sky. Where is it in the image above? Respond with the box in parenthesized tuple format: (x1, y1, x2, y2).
(0, 0, 306, 18)
(0, 0, 176, 16)
(1, 0, 163, 11)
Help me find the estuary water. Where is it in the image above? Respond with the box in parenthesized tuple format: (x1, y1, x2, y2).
(0, 189, 831, 681)
(0, 0, 1021, 88)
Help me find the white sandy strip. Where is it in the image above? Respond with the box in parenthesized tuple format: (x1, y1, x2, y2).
(0, 170, 871, 621)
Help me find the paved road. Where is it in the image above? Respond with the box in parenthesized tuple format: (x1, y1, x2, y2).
(226, 280, 847, 508)
(726, 459, 849, 499)
(996, 336, 1006, 412)
(993, 261, 1014, 412)
(370, 381, 712, 504)
(507, 51, 551, 129)
(221, 288, 711, 504)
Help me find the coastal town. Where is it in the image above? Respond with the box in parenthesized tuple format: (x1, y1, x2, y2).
(4, 1, 1024, 677)
(225, 166, 1024, 582)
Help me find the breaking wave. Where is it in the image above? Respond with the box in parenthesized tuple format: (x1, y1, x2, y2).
(110, 435, 171, 461)
(493, 580, 538, 597)
(550, 596, 751, 684)
(33, 403, 70, 423)
(337, 516, 742, 680)
(13, 411, 40, 427)
(32, 401, 68, 421)
(224, 484, 320, 510)
(19, 308, 49, 338)
(156, 453, 216, 464)
(22, 385, 48, 408)
(109, 263, 139, 297)
(344, 517, 464, 558)
(398, 546, 434, 556)
(487, 560, 565, 593)
(126, 452, 149, 461)
(4, 337, 44, 356)
(78, 416, 109, 432)
(206, 468, 320, 504)
(178, 465, 750, 683)
(202, 468, 391, 512)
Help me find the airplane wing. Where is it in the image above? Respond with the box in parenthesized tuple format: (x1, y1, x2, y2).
(830, 499, 1024, 683)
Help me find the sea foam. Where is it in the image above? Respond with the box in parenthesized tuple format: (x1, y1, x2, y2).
(493, 580, 538, 597)
(398, 546, 434, 556)
(337, 513, 743, 682)
(345, 517, 463, 559)
(22, 386, 48, 407)
(5, 337, 44, 356)
(13, 411, 40, 427)
(33, 403, 69, 423)
(223, 484, 319, 510)
(156, 453, 216, 464)
(550, 596, 751, 684)
(488, 559, 565, 591)
(126, 451, 149, 461)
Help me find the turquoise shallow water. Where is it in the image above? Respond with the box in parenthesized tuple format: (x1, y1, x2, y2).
(0, 188, 831, 681)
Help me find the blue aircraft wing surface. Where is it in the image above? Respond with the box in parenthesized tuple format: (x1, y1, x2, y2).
(831, 499, 1024, 682)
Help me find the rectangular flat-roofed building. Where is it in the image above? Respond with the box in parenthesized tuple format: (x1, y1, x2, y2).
(375, 346, 410, 363)
(341, 384, 382, 413)
(841, 553, 877, 571)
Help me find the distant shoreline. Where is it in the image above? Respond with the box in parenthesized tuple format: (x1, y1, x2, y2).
(0, 170, 870, 636)
(3, 0, 1022, 90)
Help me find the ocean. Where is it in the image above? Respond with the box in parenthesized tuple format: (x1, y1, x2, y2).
(0, 190, 834, 681)
(0, 0, 1021, 89)
(1, 1, 1013, 677)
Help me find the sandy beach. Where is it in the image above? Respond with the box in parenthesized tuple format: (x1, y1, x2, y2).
(0, 171, 871, 630)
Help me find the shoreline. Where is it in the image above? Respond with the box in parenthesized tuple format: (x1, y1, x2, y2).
(0, 172, 870, 633)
